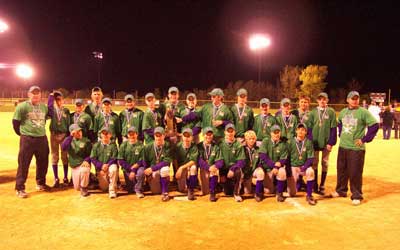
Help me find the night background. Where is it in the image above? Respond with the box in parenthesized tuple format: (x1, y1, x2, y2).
(1, 0, 399, 99)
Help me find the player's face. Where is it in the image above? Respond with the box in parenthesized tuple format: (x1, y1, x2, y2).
(237, 94, 247, 105)
(347, 96, 360, 108)
(224, 128, 235, 141)
(28, 90, 41, 104)
(296, 127, 307, 139)
(186, 97, 196, 108)
(271, 130, 281, 141)
(260, 103, 269, 113)
(91, 91, 103, 103)
(182, 133, 193, 146)
(204, 132, 214, 144)
(245, 136, 256, 148)
(146, 97, 155, 109)
(127, 131, 138, 141)
(299, 99, 310, 111)
(73, 130, 83, 139)
(281, 103, 291, 114)
(154, 133, 165, 146)
(125, 100, 135, 109)
(55, 97, 64, 107)
(75, 104, 84, 113)
(168, 91, 179, 103)
(101, 131, 111, 143)
(317, 97, 328, 108)
(102, 103, 112, 113)
(211, 95, 223, 105)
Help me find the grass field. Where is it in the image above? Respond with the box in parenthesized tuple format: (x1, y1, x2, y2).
(1, 112, 400, 250)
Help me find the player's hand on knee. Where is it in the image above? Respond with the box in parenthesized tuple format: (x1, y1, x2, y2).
(209, 165, 218, 173)
(102, 164, 109, 172)
(82, 161, 90, 168)
(144, 168, 153, 176)
(326, 144, 333, 152)
(175, 167, 183, 179)
(129, 172, 136, 181)
(274, 162, 281, 168)
(227, 170, 234, 178)
(271, 168, 278, 175)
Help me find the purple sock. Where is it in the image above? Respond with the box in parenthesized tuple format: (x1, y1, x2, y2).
(52, 165, 59, 179)
(307, 180, 314, 196)
(188, 175, 197, 189)
(160, 177, 169, 194)
(63, 164, 68, 179)
(255, 180, 263, 194)
(209, 176, 217, 193)
(296, 179, 301, 191)
(320, 171, 327, 187)
(277, 180, 284, 193)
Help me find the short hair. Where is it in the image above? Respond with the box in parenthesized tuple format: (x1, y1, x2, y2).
(244, 130, 257, 140)
(298, 95, 311, 102)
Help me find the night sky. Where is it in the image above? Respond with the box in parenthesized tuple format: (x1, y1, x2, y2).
(1, 0, 399, 98)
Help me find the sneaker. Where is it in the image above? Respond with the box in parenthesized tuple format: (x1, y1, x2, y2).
(63, 178, 69, 185)
(109, 191, 117, 199)
(255, 193, 263, 202)
(161, 193, 170, 202)
(136, 192, 145, 199)
(318, 186, 325, 195)
(327, 191, 346, 198)
(277, 193, 285, 202)
(80, 187, 90, 197)
(209, 192, 217, 202)
(188, 189, 196, 201)
(234, 194, 243, 202)
(352, 199, 361, 206)
(16, 190, 28, 198)
(306, 195, 317, 206)
(36, 184, 51, 191)
(52, 179, 60, 188)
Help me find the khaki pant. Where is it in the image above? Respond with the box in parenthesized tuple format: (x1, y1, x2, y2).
(50, 132, 68, 165)
(71, 165, 90, 190)
(312, 149, 330, 172)
(146, 166, 170, 194)
(97, 164, 118, 192)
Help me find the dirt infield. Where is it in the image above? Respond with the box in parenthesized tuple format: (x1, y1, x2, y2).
(1, 112, 400, 250)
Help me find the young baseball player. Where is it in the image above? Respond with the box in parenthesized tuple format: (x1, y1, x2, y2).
(92, 98, 122, 144)
(331, 91, 378, 205)
(142, 93, 164, 144)
(13, 85, 51, 198)
(162, 86, 186, 141)
(307, 92, 337, 195)
(70, 98, 93, 141)
(175, 128, 199, 200)
(218, 124, 246, 202)
(117, 126, 145, 198)
(48, 91, 71, 187)
(291, 95, 311, 124)
(61, 124, 92, 197)
(198, 88, 233, 143)
(197, 127, 224, 202)
(253, 98, 277, 146)
(143, 127, 172, 202)
(275, 98, 298, 141)
(180, 93, 202, 144)
(258, 125, 289, 202)
(90, 127, 119, 198)
(287, 123, 317, 205)
(119, 94, 144, 141)
(85, 86, 103, 120)
(230, 88, 254, 144)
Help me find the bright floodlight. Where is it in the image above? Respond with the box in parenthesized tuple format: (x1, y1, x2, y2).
(0, 19, 9, 33)
(249, 34, 271, 51)
(16, 64, 34, 79)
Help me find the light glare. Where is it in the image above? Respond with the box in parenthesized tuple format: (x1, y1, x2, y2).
(249, 34, 271, 51)
(0, 19, 9, 33)
(16, 64, 34, 79)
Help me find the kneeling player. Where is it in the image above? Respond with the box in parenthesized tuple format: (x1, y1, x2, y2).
(143, 127, 172, 202)
(118, 126, 145, 198)
(90, 127, 119, 198)
(259, 125, 289, 202)
(175, 128, 199, 200)
(61, 124, 92, 197)
(288, 123, 317, 205)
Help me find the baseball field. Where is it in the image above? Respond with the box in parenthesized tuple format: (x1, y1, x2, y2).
(0, 111, 399, 250)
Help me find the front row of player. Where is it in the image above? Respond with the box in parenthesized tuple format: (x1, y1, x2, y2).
(62, 122, 317, 205)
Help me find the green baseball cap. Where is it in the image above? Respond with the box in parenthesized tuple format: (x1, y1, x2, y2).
(225, 123, 236, 131)
(271, 125, 281, 132)
(69, 124, 82, 133)
(145, 92, 155, 99)
(127, 126, 137, 133)
(154, 127, 165, 135)
(168, 86, 179, 94)
(100, 127, 111, 133)
(28, 85, 40, 93)
(260, 98, 270, 105)
(347, 91, 360, 99)
(202, 127, 213, 134)
(236, 88, 248, 96)
(91, 86, 102, 93)
(186, 93, 196, 100)
(75, 99, 84, 105)
(296, 123, 307, 130)
(124, 94, 134, 101)
(182, 128, 193, 136)
(102, 98, 112, 104)
(208, 88, 224, 96)
(53, 91, 63, 99)
(317, 92, 329, 99)
(281, 98, 291, 105)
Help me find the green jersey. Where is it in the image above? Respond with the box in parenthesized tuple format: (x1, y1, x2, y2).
(70, 112, 92, 138)
(67, 137, 92, 167)
(161, 101, 186, 119)
(49, 106, 70, 133)
(338, 107, 378, 150)
(287, 137, 314, 167)
(142, 108, 164, 144)
(143, 141, 172, 166)
(259, 138, 288, 171)
(13, 101, 48, 137)
(275, 112, 298, 140)
(291, 109, 311, 124)
(307, 107, 337, 150)
(197, 142, 223, 165)
(199, 103, 233, 138)
(180, 107, 201, 130)
(92, 111, 121, 142)
(90, 141, 118, 163)
(119, 108, 144, 137)
(218, 140, 246, 170)
(118, 141, 144, 172)
(175, 142, 199, 166)
(230, 104, 254, 137)
(243, 145, 260, 179)
(84, 102, 102, 120)
(253, 113, 277, 141)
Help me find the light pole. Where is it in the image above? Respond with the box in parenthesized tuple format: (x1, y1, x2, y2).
(249, 34, 271, 84)
(92, 51, 103, 88)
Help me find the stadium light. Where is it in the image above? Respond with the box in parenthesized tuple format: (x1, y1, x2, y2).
(15, 64, 34, 79)
(0, 19, 9, 33)
(249, 34, 271, 84)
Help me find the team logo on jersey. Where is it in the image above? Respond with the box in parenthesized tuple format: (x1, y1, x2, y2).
(133, 113, 137, 118)
(219, 112, 224, 116)
(79, 143, 85, 148)
(135, 149, 139, 155)
(79, 118, 85, 123)
(28, 110, 46, 128)
(109, 121, 114, 125)
(342, 113, 357, 134)
(232, 149, 236, 154)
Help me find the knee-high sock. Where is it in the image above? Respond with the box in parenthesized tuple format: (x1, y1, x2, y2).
(255, 180, 263, 194)
(277, 180, 285, 193)
(63, 164, 68, 179)
(209, 176, 218, 193)
(160, 177, 169, 194)
(52, 165, 59, 179)
(188, 175, 197, 190)
(296, 178, 302, 191)
(320, 171, 327, 187)
(307, 180, 314, 197)
(314, 169, 319, 190)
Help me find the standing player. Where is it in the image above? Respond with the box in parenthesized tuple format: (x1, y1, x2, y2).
(118, 126, 145, 198)
(253, 98, 277, 146)
(307, 92, 337, 195)
(92, 98, 122, 144)
(275, 98, 298, 141)
(218, 124, 246, 202)
(242, 130, 262, 202)
(142, 93, 164, 144)
(258, 125, 289, 202)
(330, 91, 378, 205)
(143, 127, 172, 202)
(85, 86, 103, 120)
(13, 85, 51, 198)
(119, 94, 144, 141)
(291, 95, 311, 124)
(198, 88, 233, 143)
(162, 86, 186, 143)
(48, 91, 70, 187)
(90, 127, 119, 198)
(70, 99, 93, 140)
(181, 93, 202, 144)
(175, 128, 199, 200)
(197, 127, 224, 201)
(230, 88, 254, 144)
(287, 123, 317, 205)
(61, 124, 92, 197)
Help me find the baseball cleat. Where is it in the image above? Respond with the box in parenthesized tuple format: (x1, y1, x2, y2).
(109, 191, 117, 199)
(136, 192, 145, 198)
(188, 189, 196, 201)
(209, 192, 217, 202)
(277, 193, 285, 202)
(306, 195, 317, 205)
(352, 199, 361, 206)
(162, 193, 170, 202)
(16, 190, 28, 198)
(52, 179, 60, 188)
(80, 187, 90, 197)
(254, 193, 263, 202)
(234, 195, 243, 202)
(36, 184, 51, 192)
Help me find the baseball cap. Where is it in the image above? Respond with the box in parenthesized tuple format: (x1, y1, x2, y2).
(145, 92, 155, 99)
(347, 91, 360, 99)
(127, 126, 137, 133)
(317, 92, 329, 99)
(91, 86, 102, 93)
(225, 123, 236, 131)
(260, 98, 270, 105)
(236, 88, 248, 96)
(168, 86, 179, 94)
(69, 124, 82, 133)
(281, 98, 291, 105)
(186, 93, 196, 100)
(202, 127, 214, 134)
(75, 99, 84, 105)
(296, 123, 308, 130)
(182, 128, 193, 136)
(53, 91, 63, 99)
(100, 127, 111, 133)
(271, 125, 281, 132)
(208, 88, 224, 96)
(124, 94, 134, 101)
(28, 85, 40, 93)
(102, 98, 112, 104)
(154, 127, 165, 135)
